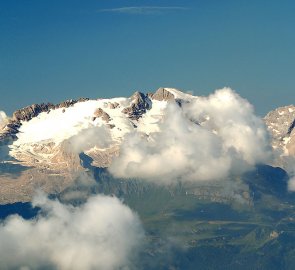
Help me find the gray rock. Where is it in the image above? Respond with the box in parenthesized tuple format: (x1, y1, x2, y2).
(150, 87, 175, 101)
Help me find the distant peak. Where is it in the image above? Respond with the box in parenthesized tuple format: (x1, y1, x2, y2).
(150, 87, 176, 101)
(150, 87, 193, 101)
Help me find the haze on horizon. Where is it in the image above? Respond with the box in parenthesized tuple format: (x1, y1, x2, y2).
(0, 0, 294, 116)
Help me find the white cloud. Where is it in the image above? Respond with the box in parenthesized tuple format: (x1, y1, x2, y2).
(0, 192, 144, 270)
(281, 155, 295, 191)
(0, 111, 8, 130)
(99, 6, 188, 15)
(109, 88, 272, 184)
(67, 126, 112, 154)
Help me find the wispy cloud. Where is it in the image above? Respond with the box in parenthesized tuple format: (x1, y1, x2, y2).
(99, 6, 188, 15)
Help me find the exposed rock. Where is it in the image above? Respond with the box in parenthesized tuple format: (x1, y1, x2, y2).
(0, 140, 84, 203)
(109, 102, 120, 109)
(56, 98, 89, 109)
(0, 120, 21, 140)
(93, 108, 111, 122)
(150, 87, 175, 101)
(13, 103, 55, 122)
(270, 231, 279, 239)
(107, 124, 115, 129)
(121, 91, 151, 120)
(0, 166, 79, 204)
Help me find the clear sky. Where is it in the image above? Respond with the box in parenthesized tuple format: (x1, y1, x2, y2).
(0, 0, 294, 116)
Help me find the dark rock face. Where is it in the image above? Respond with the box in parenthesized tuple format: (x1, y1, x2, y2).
(0, 98, 89, 141)
(122, 91, 151, 120)
(150, 87, 175, 101)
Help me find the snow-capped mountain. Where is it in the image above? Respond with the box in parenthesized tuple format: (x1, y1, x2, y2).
(0, 87, 293, 204)
(1, 88, 194, 170)
(0, 88, 199, 202)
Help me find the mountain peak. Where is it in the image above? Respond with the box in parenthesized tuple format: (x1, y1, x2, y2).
(151, 87, 176, 101)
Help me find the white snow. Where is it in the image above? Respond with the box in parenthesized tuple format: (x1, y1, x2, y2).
(8, 95, 171, 161)
(12, 98, 133, 146)
(8, 97, 137, 162)
(164, 88, 195, 100)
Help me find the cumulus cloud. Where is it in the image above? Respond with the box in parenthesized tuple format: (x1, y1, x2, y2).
(67, 126, 112, 154)
(281, 156, 295, 191)
(109, 88, 272, 184)
(0, 110, 8, 129)
(0, 192, 144, 270)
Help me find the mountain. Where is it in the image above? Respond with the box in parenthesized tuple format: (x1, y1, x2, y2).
(0, 87, 294, 204)
(0, 88, 197, 203)
(0, 88, 192, 166)
(1, 88, 295, 269)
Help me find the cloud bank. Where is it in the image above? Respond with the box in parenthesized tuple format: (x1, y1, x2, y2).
(99, 6, 188, 15)
(109, 88, 272, 184)
(0, 193, 144, 270)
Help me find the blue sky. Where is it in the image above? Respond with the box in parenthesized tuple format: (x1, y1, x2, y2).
(0, 0, 294, 115)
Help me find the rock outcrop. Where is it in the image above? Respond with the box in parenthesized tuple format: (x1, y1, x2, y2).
(122, 91, 151, 120)
(93, 108, 111, 122)
(13, 103, 55, 122)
